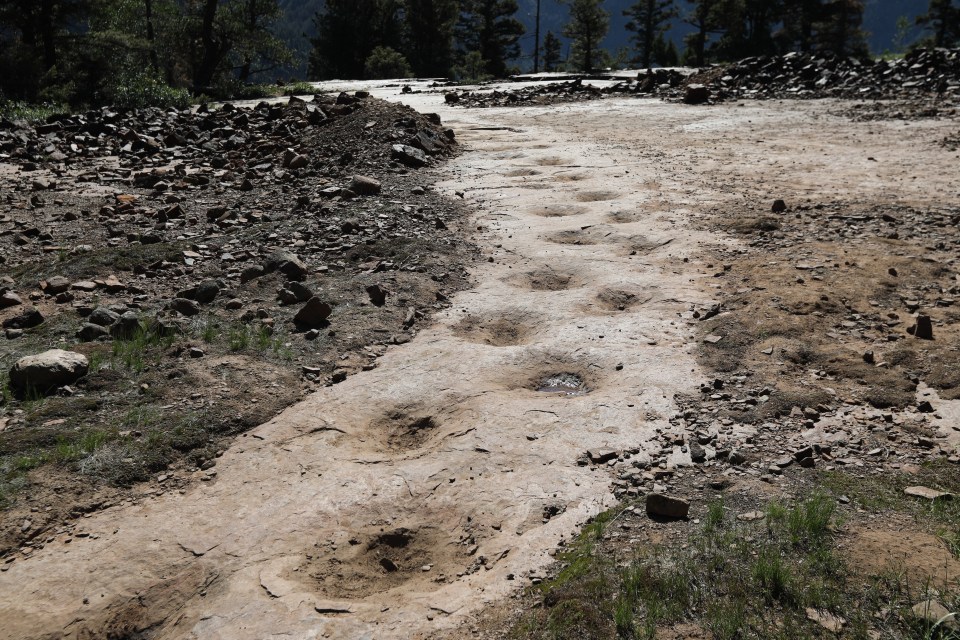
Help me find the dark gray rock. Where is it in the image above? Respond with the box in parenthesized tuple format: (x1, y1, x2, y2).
(170, 298, 201, 316)
(77, 323, 110, 342)
(915, 314, 934, 340)
(366, 284, 388, 306)
(0, 290, 22, 308)
(2, 307, 44, 329)
(391, 144, 428, 168)
(240, 265, 266, 284)
(194, 280, 220, 304)
(266, 250, 308, 281)
(89, 307, 120, 327)
(293, 297, 332, 329)
(111, 312, 141, 339)
(684, 84, 710, 105)
(646, 493, 690, 519)
(349, 175, 381, 196)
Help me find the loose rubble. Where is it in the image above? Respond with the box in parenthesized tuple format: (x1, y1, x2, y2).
(0, 92, 476, 555)
(446, 48, 960, 111)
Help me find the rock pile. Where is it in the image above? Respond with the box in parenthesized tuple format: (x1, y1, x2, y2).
(447, 48, 960, 108)
(0, 93, 464, 343)
(679, 47, 960, 102)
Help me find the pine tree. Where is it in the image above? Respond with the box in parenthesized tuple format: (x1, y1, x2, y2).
(228, 0, 290, 83)
(562, 0, 609, 73)
(916, 0, 960, 48)
(815, 0, 868, 57)
(651, 32, 677, 66)
(712, 0, 782, 60)
(682, 0, 723, 66)
(623, 0, 676, 68)
(457, 0, 525, 78)
(779, 0, 824, 52)
(541, 30, 562, 71)
(404, 0, 459, 77)
(309, 0, 401, 80)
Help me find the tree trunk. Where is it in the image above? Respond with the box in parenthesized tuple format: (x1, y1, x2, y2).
(144, 0, 159, 73)
(39, 0, 56, 71)
(533, 0, 541, 73)
(194, 0, 221, 93)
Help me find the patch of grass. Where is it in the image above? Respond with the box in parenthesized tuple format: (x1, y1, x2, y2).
(510, 491, 960, 639)
(201, 316, 219, 343)
(279, 81, 316, 96)
(110, 321, 176, 373)
(0, 100, 69, 122)
(821, 461, 960, 558)
(228, 324, 251, 351)
(8, 242, 184, 283)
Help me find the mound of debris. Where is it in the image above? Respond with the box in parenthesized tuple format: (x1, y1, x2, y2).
(0, 92, 474, 553)
(679, 47, 960, 102)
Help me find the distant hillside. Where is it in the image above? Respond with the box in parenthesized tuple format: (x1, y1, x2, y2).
(270, 0, 935, 80)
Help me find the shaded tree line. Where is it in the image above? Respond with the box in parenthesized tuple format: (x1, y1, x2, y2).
(1, 0, 957, 107)
(0, 0, 290, 106)
(308, 0, 525, 81)
(566, 0, 958, 72)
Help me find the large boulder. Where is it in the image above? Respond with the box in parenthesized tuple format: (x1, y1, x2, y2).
(10, 349, 89, 392)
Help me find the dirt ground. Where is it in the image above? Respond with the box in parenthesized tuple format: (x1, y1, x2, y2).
(0, 84, 959, 639)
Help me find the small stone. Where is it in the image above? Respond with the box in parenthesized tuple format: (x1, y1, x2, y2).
(391, 144, 428, 168)
(240, 265, 266, 284)
(771, 199, 787, 213)
(689, 442, 706, 463)
(683, 84, 710, 105)
(728, 449, 746, 465)
(904, 486, 951, 501)
(170, 298, 201, 316)
(645, 493, 690, 519)
(0, 291, 22, 308)
(293, 297, 332, 329)
(737, 511, 765, 522)
(917, 400, 935, 413)
(914, 314, 933, 340)
(2, 307, 44, 329)
(349, 175, 382, 196)
(111, 312, 141, 339)
(42, 276, 71, 295)
(266, 250, 308, 281)
(911, 600, 958, 631)
(288, 154, 309, 170)
(194, 280, 220, 304)
(88, 307, 120, 327)
(76, 323, 110, 342)
(366, 284, 388, 307)
(805, 608, 846, 633)
(586, 448, 618, 464)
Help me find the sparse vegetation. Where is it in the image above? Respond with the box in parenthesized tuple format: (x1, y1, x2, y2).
(509, 491, 960, 639)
